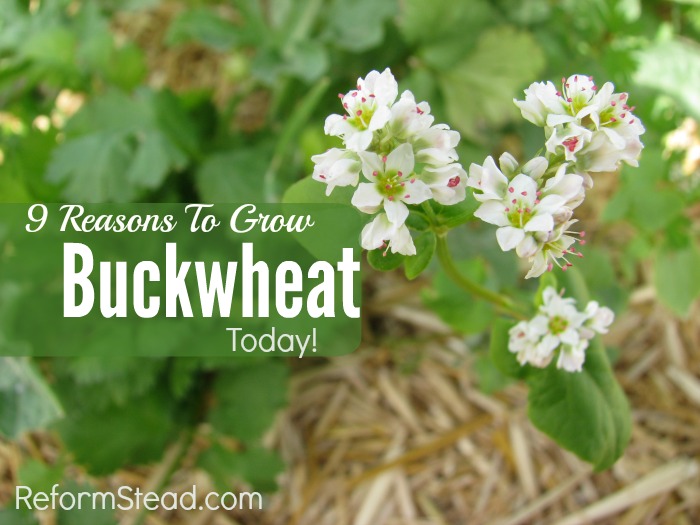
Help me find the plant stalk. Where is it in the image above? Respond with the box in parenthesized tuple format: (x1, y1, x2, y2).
(435, 233, 527, 320)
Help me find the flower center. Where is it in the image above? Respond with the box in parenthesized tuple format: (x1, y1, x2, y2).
(342, 92, 377, 131)
(375, 168, 413, 201)
(562, 136, 579, 152)
(506, 197, 535, 227)
(548, 315, 568, 335)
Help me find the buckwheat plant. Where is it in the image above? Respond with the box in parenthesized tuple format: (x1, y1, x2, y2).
(305, 69, 644, 470)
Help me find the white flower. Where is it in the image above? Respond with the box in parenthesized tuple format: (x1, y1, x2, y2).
(516, 74, 645, 172)
(582, 301, 615, 337)
(545, 123, 592, 163)
(413, 124, 460, 167)
(557, 340, 588, 373)
(324, 68, 398, 152)
(467, 156, 509, 202)
(513, 81, 566, 127)
(351, 143, 432, 225)
(422, 163, 467, 205)
(473, 173, 566, 253)
(360, 213, 416, 255)
(388, 90, 434, 138)
(524, 219, 584, 279)
(507, 287, 615, 373)
(540, 163, 585, 209)
(311, 148, 361, 195)
(509, 319, 553, 368)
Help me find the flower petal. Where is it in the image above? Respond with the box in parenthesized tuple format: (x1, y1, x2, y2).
(386, 143, 415, 177)
(496, 226, 526, 251)
(524, 213, 553, 232)
(474, 201, 509, 226)
(351, 183, 383, 214)
(383, 198, 409, 226)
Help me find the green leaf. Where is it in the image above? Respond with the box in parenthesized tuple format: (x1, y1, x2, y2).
(208, 361, 288, 444)
(431, 199, 479, 229)
(576, 247, 627, 313)
(473, 353, 511, 394)
(654, 243, 700, 318)
(399, 0, 496, 70)
(367, 248, 405, 271)
(166, 7, 241, 50)
(527, 338, 631, 471)
(282, 175, 354, 206)
(440, 26, 545, 141)
(322, 0, 397, 52)
(422, 258, 495, 334)
(634, 38, 700, 121)
(56, 481, 118, 525)
(0, 358, 63, 439)
(46, 90, 195, 202)
(103, 42, 147, 90)
(489, 317, 527, 379)
(0, 508, 39, 525)
(55, 391, 175, 475)
(46, 132, 135, 202)
(404, 231, 436, 280)
(199, 443, 284, 493)
(196, 147, 271, 203)
(18, 460, 64, 495)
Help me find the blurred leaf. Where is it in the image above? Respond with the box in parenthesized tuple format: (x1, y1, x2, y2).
(47, 89, 196, 201)
(56, 481, 117, 525)
(603, 148, 684, 233)
(404, 231, 436, 280)
(199, 443, 284, 493)
(281, 41, 329, 82)
(23, 27, 76, 68)
(635, 38, 700, 121)
(322, 0, 397, 52)
(576, 247, 626, 312)
(654, 243, 700, 318)
(196, 147, 271, 203)
(399, 0, 496, 69)
(266, 77, 330, 198)
(489, 317, 527, 379)
(166, 8, 241, 50)
(473, 353, 511, 394)
(0, 508, 39, 525)
(422, 258, 495, 334)
(440, 26, 546, 141)
(208, 361, 288, 444)
(56, 391, 175, 475)
(18, 459, 64, 495)
(103, 43, 147, 90)
(527, 338, 631, 471)
(0, 357, 63, 439)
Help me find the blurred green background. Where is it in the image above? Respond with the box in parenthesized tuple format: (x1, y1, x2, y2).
(1, 0, 700, 522)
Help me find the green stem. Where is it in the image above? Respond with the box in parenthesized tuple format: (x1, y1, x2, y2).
(435, 233, 527, 320)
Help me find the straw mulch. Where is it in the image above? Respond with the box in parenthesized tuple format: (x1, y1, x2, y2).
(250, 272, 700, 525)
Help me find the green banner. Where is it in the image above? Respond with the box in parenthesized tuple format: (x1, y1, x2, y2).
(0, 203, 364, 357)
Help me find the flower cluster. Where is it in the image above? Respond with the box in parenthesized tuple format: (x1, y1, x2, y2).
(515, 74, 645, 179)
(468, 153, 586, 278)
(312, 68, 466, 255)
(508, 287, 614, 373)
(469, 74, 644, 278)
